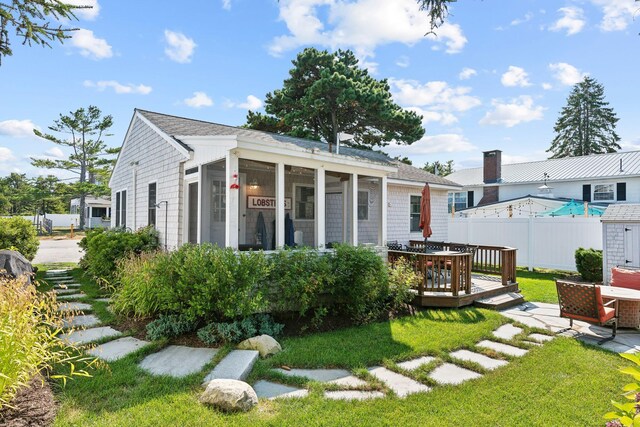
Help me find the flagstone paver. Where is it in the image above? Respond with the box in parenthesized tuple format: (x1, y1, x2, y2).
(55, 283, 81, 289)
(528, 333, 554, 343)
(140, 345, 218, 378)
(63, 314, 100, 328)
(429, 363, 482, 385)
(397, 356, 436, 371)
(275, 389, 310, 399)
(53, 288, 78, 295)
(88, 337, 149, 362)
(61, 326, 122, 345)
(94, 298, 112, 303)
(368, 367, 430, 397)
(492, 324, 523, 340)
(327, 375, 369, 388)
(58, 302, 92, 312)
(57, 293, 87, 300)
(253, 380, 305, 399)
(46, 269, 71, 275)
(477, 340, 528, 357)
(203, 350, 258, 383)
(325, 390, 385, 400)
(449, 349, 508, 370)
(274, 368, 352, 382)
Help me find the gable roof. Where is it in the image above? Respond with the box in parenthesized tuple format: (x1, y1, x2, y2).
(389, 161, 461, 187)
(602, 204, 640, 222)
(448, 151, 640, 187)
(136, 109, 393, 166)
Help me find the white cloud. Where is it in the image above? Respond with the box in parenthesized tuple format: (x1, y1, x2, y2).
(184, 92, 213, 108)
(222, 0, 232, 10)
(396, 56, 410, 68)
(71, 29, 112, 59)
(541, 82, 553, 90)
(239, 95, 263, 110)
(406, 107, 458, 126)
(510, 12, 534, 26)
(549, 62, 587, 86)
(164, 30, 196, 63)
(591, 0, 638, 31)
(479, 96, 545, 128)
(386, 133, 476, 156)
(46, 147, 65, 159)
(549, 7, 586, 35)
(83, 80, 152, 95)
(0, 119, 37, 137)
(64, 0, 100, 20)
(458, 67, 477, 80)
(269, 0, 467, 60)
(501, 66, 531, 87)
(0, 147, 16, 162)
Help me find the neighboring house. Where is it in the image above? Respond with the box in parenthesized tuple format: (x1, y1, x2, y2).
(454, 195, 607, 218)
(601, 204, 640, 284)
(447, 150, 640, 212)
(70, 196, 111, 229)
(109, 109, 460, 250)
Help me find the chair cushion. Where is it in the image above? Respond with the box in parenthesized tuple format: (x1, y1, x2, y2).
(611, 267, 640, 291)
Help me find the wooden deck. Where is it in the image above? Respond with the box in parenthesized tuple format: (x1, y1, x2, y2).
(413, 274, 520, 308)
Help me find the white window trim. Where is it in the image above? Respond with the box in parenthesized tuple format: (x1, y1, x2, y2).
(357, 189, 370, 221)
(409, 193, 422, 233)
(115, 188, 128, 228)
(292, 183, 315, 221)
(593, 183, 615, 201)
(148, 180, 158, 227)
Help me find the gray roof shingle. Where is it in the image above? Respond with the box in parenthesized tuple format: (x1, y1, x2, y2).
(602, 204, 640, 222)
(389, 161, 461, 187)
(137, 109, 393, 166)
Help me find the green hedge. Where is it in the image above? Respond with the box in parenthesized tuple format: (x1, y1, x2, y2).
(575, 247, 603, 282)
(0, 217, 39, 261)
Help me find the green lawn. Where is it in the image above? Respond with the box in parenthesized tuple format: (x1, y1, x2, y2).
(516, 268, 563, 304)
(41, 266, 625, 427)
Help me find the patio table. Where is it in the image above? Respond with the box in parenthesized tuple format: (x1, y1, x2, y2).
(601, 286, 640, 328)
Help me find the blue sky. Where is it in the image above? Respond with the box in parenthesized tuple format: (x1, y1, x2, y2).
(1, 0, 639, 179)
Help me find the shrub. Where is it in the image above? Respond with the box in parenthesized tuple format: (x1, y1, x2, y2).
(79, 226, 159, 285)
(0, 217, 39, 261)
(197, 314, 284, 345)
(387, 257, 421, 310)
(604, 353, 640, 426)
(145, 314, 197, 341)
(575, 247, 603, 282)
(0, 276, 95, 408)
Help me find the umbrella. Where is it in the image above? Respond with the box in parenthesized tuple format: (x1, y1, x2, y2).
(538, 200, 606, 217)
(419, 183, 433, 239)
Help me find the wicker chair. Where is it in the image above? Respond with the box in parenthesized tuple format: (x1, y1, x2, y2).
(555, 280, 619, 343)
(386, 241, 403, 251)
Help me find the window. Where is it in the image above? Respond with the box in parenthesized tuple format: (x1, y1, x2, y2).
(121, 190, 127, 227)
(294, 185, 315, 220)
(115, 192, 121, 227)
(410, 195, 421, 232)
(594, 184, 614, 201)
(617, 182, 627, 201)
(92, 207, 107, 218)
(115, 190, 127, 227)
(357, 190, 368, 220)
(448, 192, 467, 213)
(148, 183, 157, 226)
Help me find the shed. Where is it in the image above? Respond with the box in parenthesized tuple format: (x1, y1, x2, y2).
(601, 204, 640, 284)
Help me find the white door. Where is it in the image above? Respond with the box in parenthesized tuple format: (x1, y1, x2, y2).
(624, 224, 640, 267)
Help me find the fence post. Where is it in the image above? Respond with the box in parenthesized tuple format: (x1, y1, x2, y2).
(527, 216, 534, 271)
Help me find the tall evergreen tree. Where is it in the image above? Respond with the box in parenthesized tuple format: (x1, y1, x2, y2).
(423, 160, 454, 176)
(547, 77, 621, 159)
(246, 48, 424, 152)
(31, 106, 117, 229)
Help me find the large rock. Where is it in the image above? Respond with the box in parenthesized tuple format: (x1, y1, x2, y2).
(199, 379, 258, 412)
(237, 335, 282, 358)
(0, 250, 33, 284)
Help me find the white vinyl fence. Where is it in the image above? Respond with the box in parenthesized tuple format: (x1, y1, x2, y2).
(448, 217, 602, 272)
(2, 214, 79, 228)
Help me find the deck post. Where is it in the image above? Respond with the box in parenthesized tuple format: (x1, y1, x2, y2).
(315, 167, 326, 249)
(275, 162, 285, 248)
(350, 173, 358, 245)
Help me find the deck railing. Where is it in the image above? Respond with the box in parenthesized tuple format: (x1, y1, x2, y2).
(388, 250, 473, 296)
(406, 240, 517, 286)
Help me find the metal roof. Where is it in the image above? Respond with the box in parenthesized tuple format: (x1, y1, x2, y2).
(601, 204, 640, 222)
(388, 161, 461, 187)
(447, 151, 640, 186)
(137, 109, 393, 166)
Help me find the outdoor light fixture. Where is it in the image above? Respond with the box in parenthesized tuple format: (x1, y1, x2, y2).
(249, 178, 259, 190)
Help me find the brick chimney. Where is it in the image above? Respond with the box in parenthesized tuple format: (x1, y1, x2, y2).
(478, 150, 501, 205)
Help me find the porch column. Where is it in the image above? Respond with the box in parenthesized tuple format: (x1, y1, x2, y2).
(350, 173, 358, 245)
(225, 152, 239, 249)
(275, 162, 285, 248)
(379, 176, 387, 246)
(315, 167, 326, 249)
(342, 180, 349, 243)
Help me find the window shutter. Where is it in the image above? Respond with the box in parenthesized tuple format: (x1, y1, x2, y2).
(583, 184, 591, 202)
(617, 183, 627, 201)
(467, 191, 474, 207)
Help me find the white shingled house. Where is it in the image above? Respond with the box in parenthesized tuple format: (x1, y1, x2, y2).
(109, 109, 461, 250)
(601, 204, 640, 284)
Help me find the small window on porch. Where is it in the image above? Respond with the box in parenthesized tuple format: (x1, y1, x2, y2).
(294, 185, 314, 220)
(594, 184, 614, 201)
(358, 190, 369, 220)
(410, 195, 421, 232)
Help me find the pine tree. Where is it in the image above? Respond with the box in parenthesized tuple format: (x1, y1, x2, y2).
(547, 77, 621, 159)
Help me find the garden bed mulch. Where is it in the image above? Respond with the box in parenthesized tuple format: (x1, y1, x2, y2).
(0, 376, 56, 427)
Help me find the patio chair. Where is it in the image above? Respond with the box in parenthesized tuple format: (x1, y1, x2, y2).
(386, 241, 403, 251)
(555, 280, 618, 344)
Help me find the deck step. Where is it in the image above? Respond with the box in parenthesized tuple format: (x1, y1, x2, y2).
(474, 292, 525, 310)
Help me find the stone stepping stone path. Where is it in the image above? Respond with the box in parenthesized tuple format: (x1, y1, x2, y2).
(274, 368, 352, 382)
(449, 349, 508, 371)
(528, 333, 554, 343)
(55, 283, 81, 289)
(61, 326, 122, 345)
(325, 390, 384, 400)
(140, 345, 218, 378)
(63, 314, 100, 328)
(89, 337, 149, 362)
(477, 340, 528, 357)
(429, 363, 482, 385)
(94, 298, 112, 303)
(57, 293, 87, 300)
(368, 367, 431, 397)
(327, 375, 369, 388)
(492, 324, 523, 340)
(203, 350, 258, 383)
(58, 302, 92, 312)
(53, 288, 78, 295)
(397, 356, 436, 371)
(253, 380, 307, 399)
(46, 269, 71, 275)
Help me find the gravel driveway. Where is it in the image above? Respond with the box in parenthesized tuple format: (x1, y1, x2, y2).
(32, 238, 84, 265)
